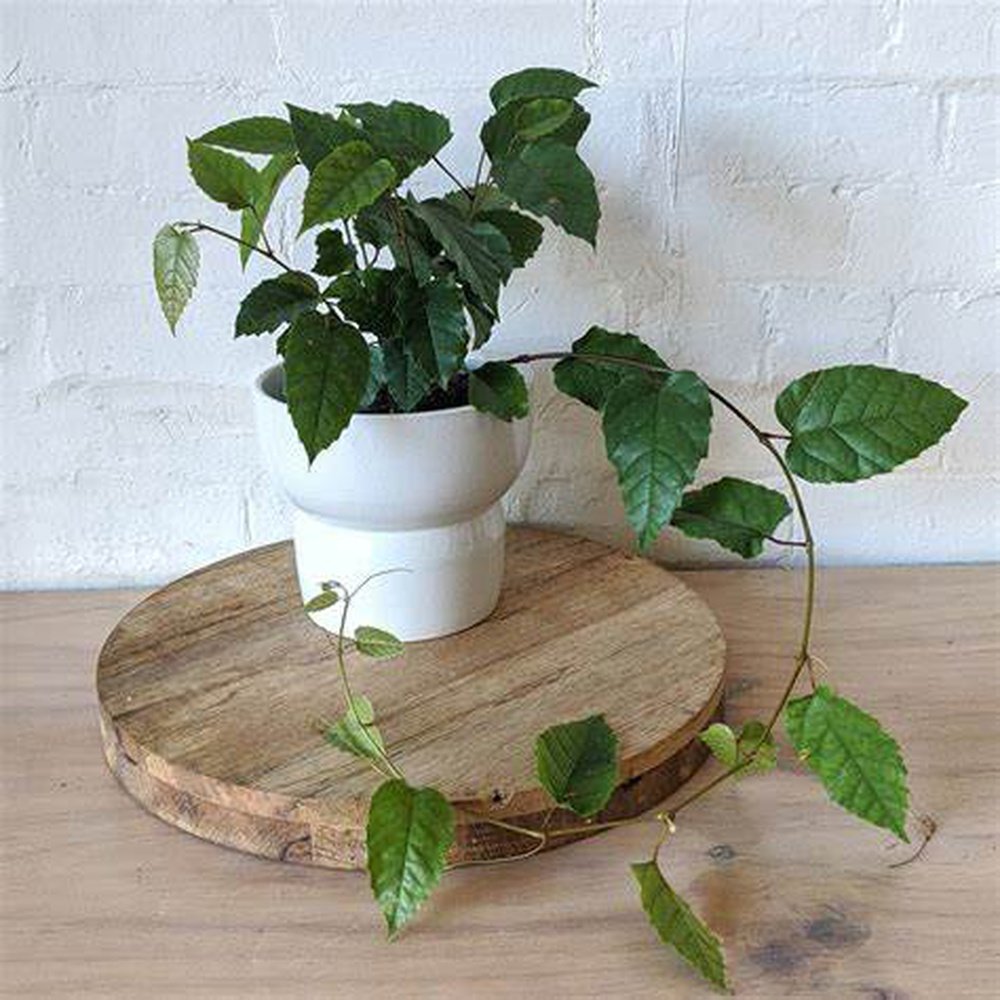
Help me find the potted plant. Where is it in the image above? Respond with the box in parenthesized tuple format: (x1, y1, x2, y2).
(154, 67, 601, 639)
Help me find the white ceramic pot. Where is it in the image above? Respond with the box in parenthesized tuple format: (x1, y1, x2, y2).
(252, 364, 532, 641)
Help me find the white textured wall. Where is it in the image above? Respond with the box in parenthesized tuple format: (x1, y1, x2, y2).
(2, 0, 997, 588)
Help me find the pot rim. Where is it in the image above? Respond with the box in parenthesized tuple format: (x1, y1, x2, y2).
(254, 361, 483, 422)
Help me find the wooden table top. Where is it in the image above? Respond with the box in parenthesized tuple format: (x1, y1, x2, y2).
(2, 562, 998, 998)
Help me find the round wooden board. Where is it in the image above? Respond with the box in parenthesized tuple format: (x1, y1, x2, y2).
(97, 528, 725, 868)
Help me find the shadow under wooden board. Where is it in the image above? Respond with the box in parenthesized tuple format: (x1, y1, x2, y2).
(96, 527, 726, 868)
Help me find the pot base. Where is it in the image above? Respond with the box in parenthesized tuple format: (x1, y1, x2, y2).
(293, 504, 506, 641)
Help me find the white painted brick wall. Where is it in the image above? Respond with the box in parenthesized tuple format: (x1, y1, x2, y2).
(1, 0, 997, 588)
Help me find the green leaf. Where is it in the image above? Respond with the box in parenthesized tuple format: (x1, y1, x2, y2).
(303, 589, 339, 613)
(631, 860, 728, 991)
(186, 139, 260, 210)
(407, 198, 512, 313)
(547, 102, 591, 147)
(478, 209, 543, 268)
(238, 152, 297, 268)
(602, 372, 712, 552)
(325, 695, 386, 764)
(357, 201, 438, 284)
(152, 224, 199, 333)
(672, 477, 792, 558)
(785, 686, 909, 840)
(401, 277, 469, 386)
(382, 336, 433, 411)
(354, 625, 404, 660)
(534, 714, 618, 817)
(366, 779, 455, 938)
(515, 97, 574, 140)
(286, 103, 362, 170)
(554, 327, 667, 411)
(197, 116, 296, 155)
(235, 272, 320, 337)
(360, 341, 385, 409)
(490, 67, 596, 110)
(494, 140, 600, 246)
(314, 229, 357, 276)
(301, 141, 397, 233)
(464, 288, 495, 349)
(775, 365, 967, 483)
(699, 723, 738, 767)
(342, 100, 451, 179)
(283, 313, 371, 462)
(468, 362, 529, 422)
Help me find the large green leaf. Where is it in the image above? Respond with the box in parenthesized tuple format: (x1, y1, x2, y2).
(382, 336, 434, 411)
(186, 140, 260, 210)
(238, 151, 297, 268)
(490, 67, 596, 109)
(494, 140, 599, 245)
(399, 277, 468, 386)
(785, 685, 909, 840)
(775, 365, 967, 483)
(342, 100, 451, 179)
(197, 116, 296, 155)
(366, 779, 455, 938)
(283, 312, 371, 462)
(468, 362, 529, 422)
(313, 229, 356, 276)
(534, 714, 618, 817)
(672, 477, 792, 558)
(631, 860, 728, 991)
(481, 97, 580, 162)
(324, 695, 386, 764)
(602, 372, 712, 552)
(515, 97, 575, 140)
(235, 272, 320, 337)
(286, 103, 362, 170)
(300, 141, 397, 233)
(152, 225, 199, 332)
(554, 327, 667, 411)
(407, 198, 512, 312)
(478, 209, 543, 268)
(354, 625, 404, 660)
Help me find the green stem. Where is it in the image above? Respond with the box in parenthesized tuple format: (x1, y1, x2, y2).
(432, 154, 473, 200)
(177, 220, 294, 273)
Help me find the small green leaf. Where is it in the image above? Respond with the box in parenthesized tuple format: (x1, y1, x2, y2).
(366, 779, 455, 938)
(785, 685, 909, 840)
(354, 625, 404, 659)
(342, 100, 452, 179)
(490, 67, 596, 110)
(325, 695, 386, 763)
(304, 590, 339, 613)
(478, 209, 543, 268)
(515, 97, 574, 140)
(186, 139, 260, 210)
(672, 477, 792, 558)
(283, 313, 371, 462)
(286, 103, 362, 170)
(602, 372, 712, 552)
(235, 272, 320, 337)
(314, 229, 357, 276)
(382, 336, 434, 411)
(699, 723, 738, 767)
(494, 140, 600, 246)
(238, 152, 297, 268)
(407, 198, 512, 313)
(464, 288, 495, 349)
(554, 327, 667, 411)
(775, 365, 967, 483)
(631, 860, 728, 991)
(736, 720, 777, 776)
(153, 224, 199, 332)
(468, 362, 529, 421)
(301, 141, 397, 233)
(534, 714, 618, 817)
(197, 116, 296, 155)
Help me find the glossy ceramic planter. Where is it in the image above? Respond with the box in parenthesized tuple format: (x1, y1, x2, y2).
(252, 364, 532, 640)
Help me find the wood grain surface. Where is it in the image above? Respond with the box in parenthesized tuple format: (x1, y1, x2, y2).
(95, 529, 725, 866)
(2, 561, 997, 998)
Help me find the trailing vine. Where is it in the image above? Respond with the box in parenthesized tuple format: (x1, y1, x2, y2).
(149, 65, 968, 991)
